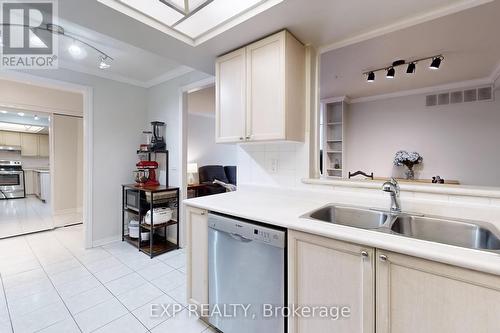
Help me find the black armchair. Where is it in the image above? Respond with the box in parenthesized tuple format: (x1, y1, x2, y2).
(196, 165, 237, 197)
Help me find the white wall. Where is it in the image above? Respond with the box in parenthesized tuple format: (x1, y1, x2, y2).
(146, 71, 212, 187)
(187, 86, 237, 169)
(24, 68, 147, 245)
(344, 88, 500, 186)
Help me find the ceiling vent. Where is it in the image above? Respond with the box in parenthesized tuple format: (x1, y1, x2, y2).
(426, 95, 437, 107)
(426, 85, 493, 107)
(438, 93, 450, 105)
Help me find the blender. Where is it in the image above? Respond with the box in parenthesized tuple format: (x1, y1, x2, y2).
(150, 121, 166, 151)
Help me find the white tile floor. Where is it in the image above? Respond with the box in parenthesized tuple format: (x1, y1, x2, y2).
(0, 197, 84, 239)
(0, 225, 214, 333)
(0, 197, 54, 239)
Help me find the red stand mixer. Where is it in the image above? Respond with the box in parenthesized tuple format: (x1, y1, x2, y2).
(134, 160, 160, 187)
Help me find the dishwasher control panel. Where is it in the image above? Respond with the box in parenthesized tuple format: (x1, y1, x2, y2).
(208, 213, 285, 248)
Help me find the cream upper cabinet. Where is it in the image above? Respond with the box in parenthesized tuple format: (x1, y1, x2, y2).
(215, 30, 305, 143)
(21, 133, 39, 156)
(186, 206, 209, 315)
(38, 134, 49, 157)
(288, 230, 375, 333)
(2, 131, 21, 146)
(215, 48, 247, 143)
(376, 250, 500, 333)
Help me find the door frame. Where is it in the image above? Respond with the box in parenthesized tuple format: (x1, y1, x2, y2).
(0, 71, 94, 248)
(178, 76, 215, 246)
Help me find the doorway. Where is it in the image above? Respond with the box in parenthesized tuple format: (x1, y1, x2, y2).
(0, 73, 91, 247)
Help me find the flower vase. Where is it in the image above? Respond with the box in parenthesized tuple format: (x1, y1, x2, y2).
(405, 166, 415, 180)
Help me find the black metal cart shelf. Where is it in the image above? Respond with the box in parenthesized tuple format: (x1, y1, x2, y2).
(121, 184, 180, 258)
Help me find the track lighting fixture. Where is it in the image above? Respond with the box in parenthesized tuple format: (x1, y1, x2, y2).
(386, 67, 395, 79)
(430, 57, 442, 70)
(363, 54, 443, 83)
(406, 62, 416, 74)
(367, 72, 375, 82)
(99, 56, 111, 70)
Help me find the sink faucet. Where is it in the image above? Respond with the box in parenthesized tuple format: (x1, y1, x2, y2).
(382, 178, 401, 213)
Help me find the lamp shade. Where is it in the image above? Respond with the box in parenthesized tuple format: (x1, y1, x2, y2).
(187, 163, 198, 174)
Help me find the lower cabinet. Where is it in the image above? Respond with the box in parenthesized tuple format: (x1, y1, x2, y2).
(186, 206, 209, 312)
(288, 230, 375, 333)
(376, 250, 500, 333)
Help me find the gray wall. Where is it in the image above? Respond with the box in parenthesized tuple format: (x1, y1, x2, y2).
(26, 68, 147, 244)
(345, 87, 500, 186)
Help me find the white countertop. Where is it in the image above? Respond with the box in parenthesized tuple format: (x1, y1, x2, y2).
(184, 186, 500, 276)
(24, 168, 50, 173)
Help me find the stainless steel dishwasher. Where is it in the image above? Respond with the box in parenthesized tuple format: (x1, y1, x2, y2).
(208, 213, 286, 333)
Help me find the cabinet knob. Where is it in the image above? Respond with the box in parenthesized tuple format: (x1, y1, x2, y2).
(361, 251, 369, 258)
(379, 254, 388, 262)
(239, 137, 244, 141)
(245, 136, 251, 140)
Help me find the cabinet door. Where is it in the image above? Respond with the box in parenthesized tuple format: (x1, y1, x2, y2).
(376, 250, 500, 333)
(186, 206, 209, 312)
(3, 131, 21, 146)
(215, 48, 246, 143)
(288, 230, 375, 333)
(21, 133, 39, 156)
(246, 32, 285, 141)
(38, 134, 49, 157)
(0, 131, 4, 145)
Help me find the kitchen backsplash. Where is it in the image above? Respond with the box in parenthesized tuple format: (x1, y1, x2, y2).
(237, 142, 308, 187)
(0, 151, 49, 169)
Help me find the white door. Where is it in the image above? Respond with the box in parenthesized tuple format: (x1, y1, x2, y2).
(21, 133, 39, 156)
(215, 48, 246, 143)
(288, 230, 375, 333)
(376, 250, 500, 333)
(246, 33, 285, 141)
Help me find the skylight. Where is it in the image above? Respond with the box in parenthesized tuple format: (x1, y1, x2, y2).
(99, 0, 283, 45)
(0, 122, 44, 133)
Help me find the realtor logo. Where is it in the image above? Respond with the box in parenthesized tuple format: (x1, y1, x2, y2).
(0, 0, 58, 69)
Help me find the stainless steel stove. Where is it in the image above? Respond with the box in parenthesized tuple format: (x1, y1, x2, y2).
(0, 160, 25, 199)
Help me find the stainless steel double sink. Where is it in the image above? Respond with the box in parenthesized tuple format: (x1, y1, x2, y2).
(303, 205, 500, 252)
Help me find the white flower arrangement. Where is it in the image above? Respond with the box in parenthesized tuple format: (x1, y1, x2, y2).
(394, 151, 423, 168)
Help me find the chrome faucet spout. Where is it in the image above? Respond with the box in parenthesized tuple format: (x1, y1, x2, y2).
(382, 178, 401, 213)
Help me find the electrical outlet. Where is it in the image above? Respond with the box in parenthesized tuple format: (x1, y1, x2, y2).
(270, 159, 279, 173)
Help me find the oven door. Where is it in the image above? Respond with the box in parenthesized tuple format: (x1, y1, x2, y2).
(0, 171, 25, 199)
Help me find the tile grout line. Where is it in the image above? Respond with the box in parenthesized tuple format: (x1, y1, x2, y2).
(24, 234, 84, 333)
(57, 240, 153, 332)
(0, 273, 15, 333)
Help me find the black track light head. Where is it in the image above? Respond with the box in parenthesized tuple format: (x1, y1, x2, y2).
(386, 67, 395, 79)
(430, 57, 442, 70)
(367, 72, 375, 82)
(406, 62, 416, 74)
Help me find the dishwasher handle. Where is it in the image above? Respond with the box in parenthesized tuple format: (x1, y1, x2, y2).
(229, 233, 253, 243)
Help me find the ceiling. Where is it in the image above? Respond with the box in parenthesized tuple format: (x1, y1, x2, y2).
(46, 18, 192, 87)
(53, 0, 492, 77)
(320, 0, 500, 100)
(0, 110, 50, 134)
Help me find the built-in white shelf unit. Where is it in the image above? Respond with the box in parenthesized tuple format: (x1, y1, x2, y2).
(321, 97, 348, 178)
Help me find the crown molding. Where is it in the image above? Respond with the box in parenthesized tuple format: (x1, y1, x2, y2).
(58, 60, 149, 87)
(319, 0, 494, 54)
(145, 66, 195, 88)
(348, 77, 494, 104)
(57, 60, 196, 89)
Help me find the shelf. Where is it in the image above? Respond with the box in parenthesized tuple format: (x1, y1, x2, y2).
(327, 122, 343, 126)
(326, 140, 342, 143)
(136, 149, 168, 154)
(140, 220, 178, 230)
(140, 237, 178, 256)
(327, 168, 343, 171)
(122, 184, 179, 193)
(326, 151, 343, 154)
